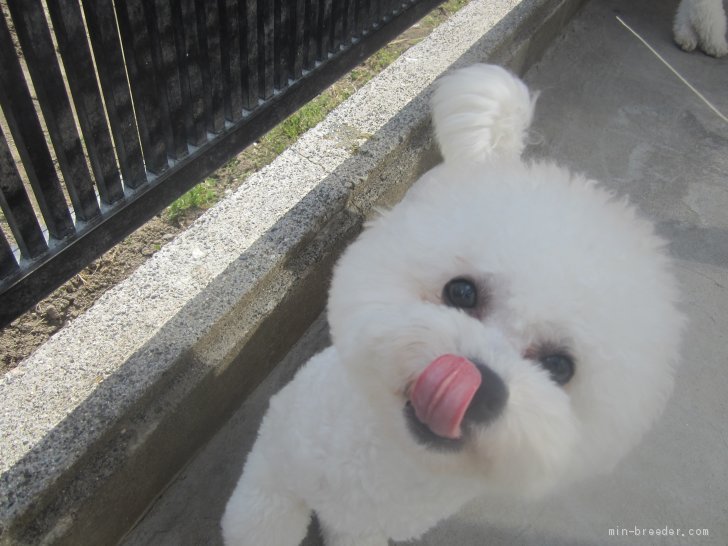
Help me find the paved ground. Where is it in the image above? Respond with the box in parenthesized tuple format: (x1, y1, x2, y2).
(122, 0, 728, 544)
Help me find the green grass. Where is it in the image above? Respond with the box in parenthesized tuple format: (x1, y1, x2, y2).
(162, 0, 470, 224)
(166, 178, 218, 223)
(262, 92, 345, 155)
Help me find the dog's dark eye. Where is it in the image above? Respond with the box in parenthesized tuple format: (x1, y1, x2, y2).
(443, 278, 477, 309)
(540, 354, 575, 385)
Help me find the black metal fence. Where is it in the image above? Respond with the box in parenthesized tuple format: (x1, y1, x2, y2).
(0, 0, 444, 328)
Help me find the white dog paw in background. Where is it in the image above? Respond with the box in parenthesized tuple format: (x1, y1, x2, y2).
(673, 0, 728, 56)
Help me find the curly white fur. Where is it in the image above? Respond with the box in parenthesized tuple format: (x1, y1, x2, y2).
(673, 0, 728, 57)
(221, 65, 684, 546)
(431, 64, 535, 163)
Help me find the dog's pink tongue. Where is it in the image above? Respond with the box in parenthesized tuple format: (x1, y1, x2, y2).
(410, 355, 481, 439)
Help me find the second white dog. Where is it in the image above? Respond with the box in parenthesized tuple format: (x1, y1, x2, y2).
(221, 64, 683, 546)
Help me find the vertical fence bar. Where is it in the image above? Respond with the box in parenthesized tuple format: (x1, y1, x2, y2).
(151, 0, 188, 160)
(139, 0, 177, 162)
(258, 0, 274, 99)
(81, 0, 147, 190)
(319, 0, 332, 60)
(46, 0, 124, 207)
(195, 0, 225, 133)
(356, 0, 371, 35)
(386, 0, 397, 19)
(0, 128, 48, 259)
(343, 0, 356, 44)
(115, 0, 169, 174)
(139, 0, 173, 159)
(274, 0, 290, 91)
(378, 0, 388, 19)
(220, 0, 243, 122)
(0, 12, 74, 240)
(7, 0, 100, 223)
(240, 0, 259, 110)
(0, 229, 19, 279)
(372, 0, 382, 26)
(303, 0, 319, 70)
(331, 0, 343, 51)
(176, 0, 207, 146)
(291, 0, 305, 79)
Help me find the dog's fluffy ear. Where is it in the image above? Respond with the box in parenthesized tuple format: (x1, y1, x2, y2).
(431, 64, 536, 164)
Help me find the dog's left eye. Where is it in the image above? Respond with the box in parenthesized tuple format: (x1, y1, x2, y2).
(443, 278, 477, 309)
(540, 354, 575, 385)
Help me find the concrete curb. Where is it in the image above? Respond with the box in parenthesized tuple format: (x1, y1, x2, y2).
(0, 0, 586, 543)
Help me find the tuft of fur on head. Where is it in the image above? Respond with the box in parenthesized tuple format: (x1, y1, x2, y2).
(431, 64, 536, 164)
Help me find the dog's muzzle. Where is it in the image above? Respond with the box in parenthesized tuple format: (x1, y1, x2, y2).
(404, 359, 508, 451)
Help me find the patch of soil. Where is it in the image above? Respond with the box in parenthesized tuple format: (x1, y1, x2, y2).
(0, 217, 183, 375)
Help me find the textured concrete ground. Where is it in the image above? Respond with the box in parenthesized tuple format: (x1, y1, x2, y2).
(124, 0, 728, 544)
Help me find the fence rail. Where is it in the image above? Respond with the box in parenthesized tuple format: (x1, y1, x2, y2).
(0, 0, 444, 328)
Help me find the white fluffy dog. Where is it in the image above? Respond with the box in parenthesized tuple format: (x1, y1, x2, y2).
(673, 0, 727, 56)
(221, 64, 683, 546)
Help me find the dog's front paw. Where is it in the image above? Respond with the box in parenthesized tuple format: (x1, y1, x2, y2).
(701, 35, 728, 57)
(673, 21, 699, 52)
(674, 0, 728, 57)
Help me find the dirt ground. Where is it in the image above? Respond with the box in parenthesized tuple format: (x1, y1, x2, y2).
(1, 214, 178, 375)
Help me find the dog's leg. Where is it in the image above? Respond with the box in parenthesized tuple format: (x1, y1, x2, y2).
(674, 0, 701, 51)
(221, 450, 311, 545)
(674, 0, 728, 57)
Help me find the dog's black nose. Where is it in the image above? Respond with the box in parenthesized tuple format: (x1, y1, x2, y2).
(463, 361, 508, 426)
(403, 359, 508, 452)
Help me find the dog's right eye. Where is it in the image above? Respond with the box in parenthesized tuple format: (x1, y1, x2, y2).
(443, 278, 477, 309)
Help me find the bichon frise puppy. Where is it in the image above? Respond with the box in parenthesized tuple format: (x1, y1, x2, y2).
(221, 64, 683, 546)
(673, 0, 727, 57)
